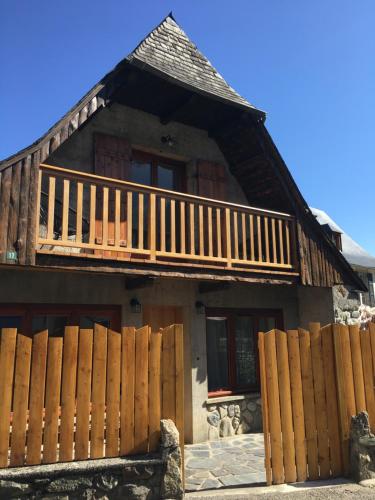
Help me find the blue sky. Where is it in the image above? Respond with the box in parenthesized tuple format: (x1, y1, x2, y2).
(1, 1, 374, 254)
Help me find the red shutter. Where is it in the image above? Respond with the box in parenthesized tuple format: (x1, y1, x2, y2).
(94, 134, 131, 257)
(196, 160, 227, 201)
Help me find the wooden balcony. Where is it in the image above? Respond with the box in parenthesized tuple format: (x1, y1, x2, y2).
(36, 164, 298, 276)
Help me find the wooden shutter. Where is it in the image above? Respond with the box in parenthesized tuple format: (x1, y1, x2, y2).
(196, 160, 227, 201)
(94, 134, 131, 257)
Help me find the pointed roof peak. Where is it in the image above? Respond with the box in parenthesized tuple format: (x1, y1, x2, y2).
(127, 14, 261, 113)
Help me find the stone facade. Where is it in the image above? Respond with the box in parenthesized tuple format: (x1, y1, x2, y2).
(0, 420, 183, 500)
(333, 284, 361, 325)
(206, 395, 262, 440)
(350, 411, 375, 482)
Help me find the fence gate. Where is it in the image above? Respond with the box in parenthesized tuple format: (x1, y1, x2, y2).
(258, 322, 375, 485)
(0, 323, 184, 468)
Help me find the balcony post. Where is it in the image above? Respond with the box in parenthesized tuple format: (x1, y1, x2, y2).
(148, 193, 156, 261)
(225, 208, 232, 268)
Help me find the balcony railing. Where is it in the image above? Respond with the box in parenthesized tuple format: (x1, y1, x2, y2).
(36, 164, 298, 274)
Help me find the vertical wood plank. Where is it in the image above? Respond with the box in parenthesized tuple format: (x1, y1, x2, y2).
(271, 218, 277, 263)
(62, 179, 70, 241)
(162, 325, 176, 422)
(102, 186, 109, 248)
(258, 332, 272, 485)
(278, 219, 284, 264)
(138, 193, 144, 249)
(115, 189, 121, 248)
(225, 208, 232, 267)
(360, 328, 375, 431)
(149, 331, 162, 452)
(75, 329, 93, 461)
(59, 326, 79, 462)
(127, 191, 133, 248)
(134, 326, 149, 454)
(10, 333, 32, 466)
(207, 206, 213, 257)
(148, 193, 156, 260)
(369, 322, 375, 378)
(160, 197, 166, 252)
(264, 217, 270, 262)
(285, 221, 291, 265)
(264, 330, 284, 484)
(91, 324, 108, 459)
(43, 337, 63, 464)
(299, 328, 319, 480)
(249, 214, 255, 261)
(321, 324, 343, 477)
(121, 327, 135, 455)
(257, 215, 262, 262)
(340, 324, 356, 422)
(47, 176, 56, 240)
(349, 324, 366, 412)
(170, 199, 176, 253)
(106, 329, 121, 457)
(216, 208, 222, 258)
(180, 201, 186, 254)
(89, 184, 96, 245)
(309, 323, 330, 478)
(0, 329, 17, 467)
(233, 211, 239, 260)
(76, 181, 83, 243)
(199, 204, 204, 256)
(275, 329, 296, 483)
(287, 330, 307, 482)
(189, 203, 195, 255)
(175, 324, 184, 448)
(26, 330, 48, 465)
(241, 212, 247, 260)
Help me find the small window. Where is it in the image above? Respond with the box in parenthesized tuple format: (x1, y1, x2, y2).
(206, 308, 283, 396)
(131, 151, 185, 192)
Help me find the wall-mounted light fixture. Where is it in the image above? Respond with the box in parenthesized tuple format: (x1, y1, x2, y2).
(161, 135, 175, 147)
(130, 297, 142, 314)
(195, 301, 205, 315)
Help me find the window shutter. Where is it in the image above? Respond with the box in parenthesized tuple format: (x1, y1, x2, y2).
(94, 133, 131, 180)
(196, 160, 227, 201)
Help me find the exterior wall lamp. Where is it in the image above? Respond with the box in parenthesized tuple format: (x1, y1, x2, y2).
(130, 298, 142, 314)
(195, 301, 205, 315)
(161, 135, 175, 147)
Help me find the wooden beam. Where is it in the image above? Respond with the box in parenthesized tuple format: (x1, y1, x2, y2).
(198, 281, 231, 294)
(125, 276, 155, 290)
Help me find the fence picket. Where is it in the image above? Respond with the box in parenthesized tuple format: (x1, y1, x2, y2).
(258, 332, 272, 485)
(360, 328, 375, 430)
(121, 327, 135, 455)
(91, 324, 108, 459)
(340, 324, 356, 422)
(149, 331, 162, 452)
(106, 329, 121, 457)
(162, 325, 176, 422)
(349, 325, 366, 412)
(134, 326, 150, 454)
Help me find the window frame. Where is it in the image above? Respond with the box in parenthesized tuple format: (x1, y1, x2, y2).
(131, 150, 186, 192)
(0, 304, 121, 337)
(206, 307, 284, 397)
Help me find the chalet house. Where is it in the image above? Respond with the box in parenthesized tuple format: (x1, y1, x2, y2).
(0, 15, 365, 443)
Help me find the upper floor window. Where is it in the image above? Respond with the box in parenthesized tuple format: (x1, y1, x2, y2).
(131, 150, 185, 192)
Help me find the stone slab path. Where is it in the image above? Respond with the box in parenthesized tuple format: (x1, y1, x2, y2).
(185, 433, 266, 492)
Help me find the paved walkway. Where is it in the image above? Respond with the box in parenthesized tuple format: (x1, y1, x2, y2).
(185, 433, 266, 492)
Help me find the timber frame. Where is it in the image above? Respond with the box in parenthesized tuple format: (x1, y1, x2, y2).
(0, 14, 365, 291)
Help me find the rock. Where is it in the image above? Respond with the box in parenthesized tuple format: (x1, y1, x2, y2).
(161, 448, 183, 499)
(227, 405, 235, 417)
(160, 419, 179, 448)
(207, 410, 220, 427)
(218, 404, 228, 419)
(94, 473, 118, 491)
(208, 425, 220, 441)
(0, 480, 31, 497)
(47, 477, 93, 493)
(350, 411, 375, 482)
(232, 416, 240, 433)
(119, 484, 152, 499)
(248, 402, 257, 412)
(220, 416, 234, 437)
(352, 311, 360, 319)
(206, 404, 216, 412)
(234, 404, 241, 417)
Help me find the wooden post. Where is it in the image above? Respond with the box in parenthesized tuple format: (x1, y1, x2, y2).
(148, 193, 156, 260)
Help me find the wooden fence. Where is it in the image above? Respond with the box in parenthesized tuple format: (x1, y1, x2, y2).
(0, 323, 184, 468)
(259, 322, 375, 485)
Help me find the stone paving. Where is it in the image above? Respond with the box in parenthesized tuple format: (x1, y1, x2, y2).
(185, 433, 265, 492)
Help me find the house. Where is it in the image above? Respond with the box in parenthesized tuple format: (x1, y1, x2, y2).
(312, 207, 375, 323)
(0, 14, 365, 444)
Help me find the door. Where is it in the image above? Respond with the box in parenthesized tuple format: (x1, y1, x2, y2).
(143, 305, 183, 331)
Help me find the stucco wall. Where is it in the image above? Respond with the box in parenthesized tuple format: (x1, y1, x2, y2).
(0, 268, 336, 443)
(47, 103, 248, 205)
(297, 285, 334, 329)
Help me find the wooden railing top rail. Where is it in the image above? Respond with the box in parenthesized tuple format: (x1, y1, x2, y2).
(40, 163, 294, 220)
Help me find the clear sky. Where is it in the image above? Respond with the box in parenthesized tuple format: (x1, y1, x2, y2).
(1, 1, 374, 255)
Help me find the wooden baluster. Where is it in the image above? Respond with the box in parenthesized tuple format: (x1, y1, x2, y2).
(264, 216, 270, 263)
(249, 214, 255, 261)
(115, 189, 121, 248)
(76, 182, 83, 243)
(102, 187, 109, 248)
(47, 176, 56, 240)
(257, 215, 262, 262)
(170, 199, 176, 254)
(199, 205, 204, 256)
(271, 218, 277, 263)
(138, 193, 144, 250)
(241, 213, 247, 260)
(36, 169, 42, 243)
(225, 208, 232, 267)
(208, 206, 213, 258)
(180, 201, 186, 254)
(160, 197, 166, 252)
(189, 203, 195, 255)
(89, 185, 96, 245)
(233, 211, 239, 260)
(62, 179, 70, 242)
(148, 193, 156, 260)
(216, 208, 222, 258)
(279, 219, 284, 264)
(285, 220, 291, 265)
(126, 192, 132, 249)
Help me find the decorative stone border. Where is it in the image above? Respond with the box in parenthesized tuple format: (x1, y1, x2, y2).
(206, 394, 262, 440)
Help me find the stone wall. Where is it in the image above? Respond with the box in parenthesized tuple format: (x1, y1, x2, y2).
(206, 395, 262, 440)
(333, 284, 361, 325)
(0, 420, 183, 500)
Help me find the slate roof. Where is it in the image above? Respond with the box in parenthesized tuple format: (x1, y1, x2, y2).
(311, 208, 375, 269)
(127, 14, 259, 112)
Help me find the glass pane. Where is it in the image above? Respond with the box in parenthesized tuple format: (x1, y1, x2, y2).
(235, 316, 257, 387)
(79, 316, 111, 329)
(157, 165, 175, 190)
(32, 315, 68, 337)
(206, 317, 229, 392)
(0, 316, 22, 330)
(131, 161, 152, 186)
(258, 316, 276, 332)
